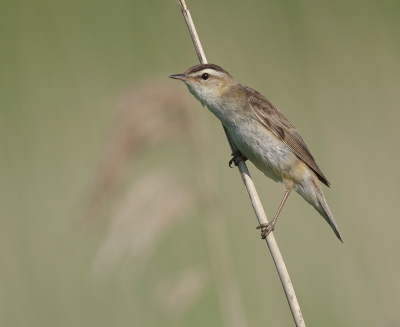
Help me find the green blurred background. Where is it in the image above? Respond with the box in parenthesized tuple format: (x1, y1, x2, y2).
(1, 0, 400, 326)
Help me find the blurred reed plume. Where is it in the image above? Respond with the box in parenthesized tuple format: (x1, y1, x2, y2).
(88, 81, 208, 320)
(89, 81, 201, 274)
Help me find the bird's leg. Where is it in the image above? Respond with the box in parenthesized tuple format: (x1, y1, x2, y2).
(257, 189, 292, 239)
(229, 150, 248, 168)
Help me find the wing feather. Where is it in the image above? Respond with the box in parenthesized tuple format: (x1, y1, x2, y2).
(244, 86, 330, 187)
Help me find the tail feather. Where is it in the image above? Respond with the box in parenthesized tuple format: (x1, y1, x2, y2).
(316, 193, 343, 243)
(311, 179, 344, 243)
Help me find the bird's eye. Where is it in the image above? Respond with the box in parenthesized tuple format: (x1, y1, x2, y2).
(201, 73, 209, 80)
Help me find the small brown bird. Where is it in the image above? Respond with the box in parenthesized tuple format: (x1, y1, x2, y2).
(170, 63, 343, 242)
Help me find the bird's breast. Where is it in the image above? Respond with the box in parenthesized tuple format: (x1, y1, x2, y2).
(222, 112, 301, 183)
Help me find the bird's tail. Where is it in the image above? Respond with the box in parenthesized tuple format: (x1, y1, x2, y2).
(311, 178, 344, 243)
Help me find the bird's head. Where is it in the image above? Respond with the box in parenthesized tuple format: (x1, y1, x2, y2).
(169, 63, 236, 107)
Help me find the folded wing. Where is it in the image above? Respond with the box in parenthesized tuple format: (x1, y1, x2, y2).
(244, 86, 330, 187)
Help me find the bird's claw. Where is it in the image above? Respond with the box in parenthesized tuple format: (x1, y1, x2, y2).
(229, 151, 248, 168)
(256, 222, 275, 239)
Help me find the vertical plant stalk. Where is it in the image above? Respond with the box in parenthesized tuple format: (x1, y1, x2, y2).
(176, 1, 306, 326)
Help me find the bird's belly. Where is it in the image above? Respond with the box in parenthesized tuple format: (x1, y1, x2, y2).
(227, 121, 298, 183)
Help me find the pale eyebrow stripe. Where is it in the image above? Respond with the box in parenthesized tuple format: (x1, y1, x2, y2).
(193, 69, 225, 77)
(185, 63, 232, 77)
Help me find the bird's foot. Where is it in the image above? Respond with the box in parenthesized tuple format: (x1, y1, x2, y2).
(256, 222, 275, 239)
(229, 151, 248, 168)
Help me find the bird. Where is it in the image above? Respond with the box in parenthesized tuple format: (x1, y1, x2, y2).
(169, 63, 343, 242)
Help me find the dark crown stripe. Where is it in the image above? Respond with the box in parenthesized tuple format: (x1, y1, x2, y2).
(185, 63, 232, 77)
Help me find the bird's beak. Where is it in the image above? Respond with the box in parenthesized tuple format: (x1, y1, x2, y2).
(169, 73, 188, 81)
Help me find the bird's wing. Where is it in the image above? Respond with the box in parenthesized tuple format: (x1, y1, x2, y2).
(244, 86, 330, 187)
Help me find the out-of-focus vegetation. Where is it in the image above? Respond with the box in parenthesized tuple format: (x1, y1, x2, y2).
(1, 0, 400, 326)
